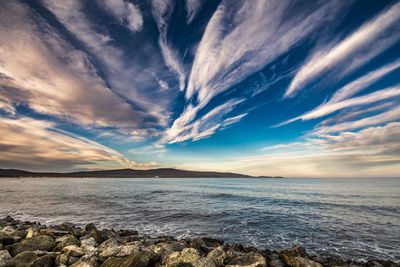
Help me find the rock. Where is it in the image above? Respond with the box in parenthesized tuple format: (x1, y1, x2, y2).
(207, 246, 226, 267)
(55, 253, 68, 266)
(165, 247, 201, 266)
(63, 245, 85, 257)
(31, 253, 57, 267)
(0, 230, 26, 246)
(85, 224, 105, 244)
(71, 250, 99, 267)
(99, 244, 140, 259)
(117, 229, 139, 237)
(226, 252, 267, 267)
(0, 250, 12, 267)
(40, 228, 69, 238)
(6, 251, 37, 267)
(195, 257, 217, 267)
(148, 242, 185, 262)
(81, 237, 97, 251)
(190, 237, 224, 254)
(268, 254, 285, 267)
(100, 257, 125, 267)
(8, 235, 56, 257)
(1, 226, 16, 235)
(280, 245, 322, 267)
(54, 235, 80, 251)
(123, 249, 160, 267)
(60, 223, 84, 238)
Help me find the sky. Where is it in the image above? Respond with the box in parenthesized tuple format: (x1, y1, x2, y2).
(0, 0, 399, 178)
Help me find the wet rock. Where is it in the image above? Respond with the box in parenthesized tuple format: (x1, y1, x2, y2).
(165, 247, 202, 266)
(0, 250, 12, 267)
(63, 245, 85, 257)
(31, 252, 57, 267)
(226, 252, 267, 267)
(207, 246, 226, 267)
(117, 229, 139, 237)
(7, 235, 56, 257)
(267, 254, 285, 267)
(0, 216, 18, 227)
(6, 251, 37, 267)
(148, 241, 185, 262)
(54, 235, 80, 251)
(280, 245, 322, 267)
(190, 237, 224, 254)
(100, 243, 140, 259)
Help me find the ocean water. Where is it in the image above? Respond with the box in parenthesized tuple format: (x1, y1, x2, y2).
(0, 177, 399, 262)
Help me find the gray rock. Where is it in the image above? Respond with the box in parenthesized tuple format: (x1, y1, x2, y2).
(31, 252, 57, 267)
(0, 250, 12, 267)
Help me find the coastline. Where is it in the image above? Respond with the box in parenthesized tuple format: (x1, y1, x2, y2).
(0, 216, 397, 267)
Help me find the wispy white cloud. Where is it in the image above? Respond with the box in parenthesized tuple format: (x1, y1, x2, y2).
(186, 0, 340, 105)
(163, 99, 245, 143)
(185, 0, 203, 24)
(285, 1, 400, 98)
(151, 0, 186, 91)
(166, 0, 341, 144)
(221, 113, 248, 128)
(312, 105, 400, 135)
(279, 85, 400, 126)
(102, 0, 143, 32)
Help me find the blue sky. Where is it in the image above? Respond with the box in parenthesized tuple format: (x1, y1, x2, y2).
(0, 0, 399, 177)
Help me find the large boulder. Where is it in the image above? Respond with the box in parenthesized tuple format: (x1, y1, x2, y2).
(85, 224, 106, 244)
(164, 247, 202, 267)
(0, 250, 12, 267)
(207, 246, 226, 267)
(100, 257, 125, 267)
(280, 245, 322, 267)
(123, 249, 160, 267)
(7, 235, 56, 257)
(81, 237, 97, 251)
(195, 257, 216, 267)
(226, 252, 267, 267)
(6, 251, 37, 267)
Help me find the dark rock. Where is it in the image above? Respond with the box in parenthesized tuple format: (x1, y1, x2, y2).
(117, 230, 139, 237)
(31, 253, 57, 267)
(55, 253, 68, 266)
(84, 224, 106, 244)
(60, 223, 84, 238)
(0, 216, 17, 227)
(190, 237, 223, 254)
(6, 251, 37, 267)
(7, 235, 56, 257)
(123, 249, 160, 267)
(280, 245, 322, 267)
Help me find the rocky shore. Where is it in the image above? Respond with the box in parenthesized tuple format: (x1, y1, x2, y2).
(0, 216, 397, 267)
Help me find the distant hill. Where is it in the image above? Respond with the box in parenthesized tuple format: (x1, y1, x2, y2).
(0, 168, 282, 178)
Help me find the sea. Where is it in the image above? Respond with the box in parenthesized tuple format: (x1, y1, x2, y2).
(0, 177, 399, 262)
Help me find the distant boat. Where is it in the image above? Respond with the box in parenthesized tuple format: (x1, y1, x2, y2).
(154, 176, 159, 178)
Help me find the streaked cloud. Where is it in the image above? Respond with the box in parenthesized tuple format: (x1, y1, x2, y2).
(102, 0, 143, 32)
(185, 0, 203, 24)
(285, 1, 400, 98)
